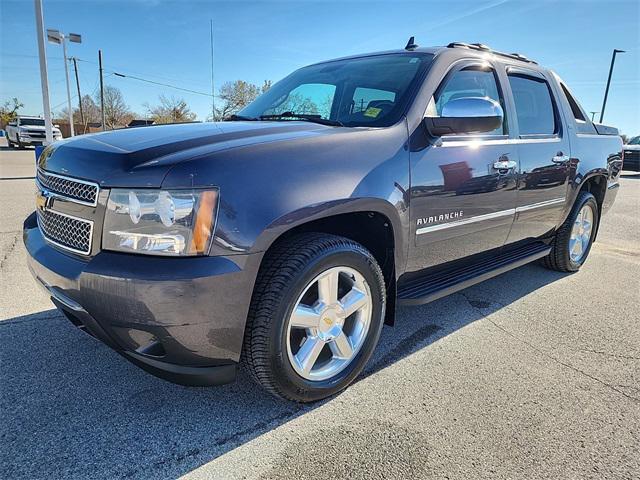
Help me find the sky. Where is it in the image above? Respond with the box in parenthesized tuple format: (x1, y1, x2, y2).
(1, 0, 639, 135)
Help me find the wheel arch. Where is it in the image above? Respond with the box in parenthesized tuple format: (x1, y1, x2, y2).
(254, 199, 405, 326)
(574, 173, 607, 240)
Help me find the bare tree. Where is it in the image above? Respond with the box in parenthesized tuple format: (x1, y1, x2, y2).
(59, 95, 103, 132)
(0, 97, 24, 127)
(213, 80, 260, 120)
(211, 80, 272, 120)
(145, 95, 197, 124)
(95, 85, 132, 129)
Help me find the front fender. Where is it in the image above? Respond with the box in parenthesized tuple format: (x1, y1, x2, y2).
(251, 197, 408, 273)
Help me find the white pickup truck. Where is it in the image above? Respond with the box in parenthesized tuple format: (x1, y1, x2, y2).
(5, 116, 63, 148)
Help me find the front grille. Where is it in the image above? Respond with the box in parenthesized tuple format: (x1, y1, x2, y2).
(624, 150, 639, 162)
(28, 130, 46, 137)
(37, 170, 98, 205)
(37, 209, 93, 255)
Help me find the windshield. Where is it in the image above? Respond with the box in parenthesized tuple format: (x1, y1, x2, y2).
(238, 53, 433, 127)
(20, 118, 45, 126)
(628, 136, 640, 145)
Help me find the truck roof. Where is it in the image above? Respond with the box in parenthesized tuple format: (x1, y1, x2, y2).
(310, 42, 540, 70)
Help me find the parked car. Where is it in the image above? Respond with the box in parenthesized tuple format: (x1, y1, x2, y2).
(24, 41, 622, 402)
(5, 116, 62, 148)
(622, 135, 640, 171)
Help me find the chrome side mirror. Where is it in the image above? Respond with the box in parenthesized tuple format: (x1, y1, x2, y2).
(425, 97, 503, 136)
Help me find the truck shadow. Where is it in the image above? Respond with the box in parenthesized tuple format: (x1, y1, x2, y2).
(0, 262, 569, 479)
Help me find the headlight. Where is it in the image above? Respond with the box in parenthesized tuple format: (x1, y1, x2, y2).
(103, 188, 218, 256)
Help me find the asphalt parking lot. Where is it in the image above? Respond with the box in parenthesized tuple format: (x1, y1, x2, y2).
(0, 138, 638, 480)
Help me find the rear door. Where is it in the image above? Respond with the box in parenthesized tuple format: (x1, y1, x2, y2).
(407, 60, 518, 272)
(505, 67, 571, 244)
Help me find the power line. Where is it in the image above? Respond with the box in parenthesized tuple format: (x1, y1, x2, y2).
(111, 72, 214, 97)
(6, 52, 214, 97)
(74, 57, 209, 90)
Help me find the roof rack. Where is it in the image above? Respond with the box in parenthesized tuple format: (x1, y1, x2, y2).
(447, 42, 537, 64)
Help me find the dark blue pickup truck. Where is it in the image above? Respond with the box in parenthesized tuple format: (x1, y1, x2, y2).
(24, 41, 622, 402)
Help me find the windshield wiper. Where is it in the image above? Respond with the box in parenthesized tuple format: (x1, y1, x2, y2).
(224, 114, 259, 121)
(259, 112, 344, 127)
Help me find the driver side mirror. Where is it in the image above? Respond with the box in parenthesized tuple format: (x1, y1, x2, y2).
(425, 97, 503, 136)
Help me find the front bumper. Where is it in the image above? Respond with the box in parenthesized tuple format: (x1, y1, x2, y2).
(23, 212, 262, 386)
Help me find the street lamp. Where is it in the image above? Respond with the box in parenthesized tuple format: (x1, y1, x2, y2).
(589, 111, 599, 121)
(599, 49, 625, 124)
(47, 29, 82, 136)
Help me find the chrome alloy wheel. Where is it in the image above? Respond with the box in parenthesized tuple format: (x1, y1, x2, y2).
(285, 266, 373, 381)
(569, 204, 594, 263)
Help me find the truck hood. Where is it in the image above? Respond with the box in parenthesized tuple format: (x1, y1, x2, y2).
(39, 121, 337, 188)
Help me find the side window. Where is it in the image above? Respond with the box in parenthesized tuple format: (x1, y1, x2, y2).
(560, 83, 586, 121)
(508, 74, 557, 136)
(351, 87, 396, 114)
(429, 66, 505, 135)
(264, 83, 336, 119)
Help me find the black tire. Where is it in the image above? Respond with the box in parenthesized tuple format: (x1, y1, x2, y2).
(6, 136, 13, 148)
(241, 233, 386, 402)
(542, 191, 599, 272)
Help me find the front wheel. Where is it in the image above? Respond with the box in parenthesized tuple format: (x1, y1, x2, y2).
(242, 233, 386, 402)
(542, 191, 599, 272)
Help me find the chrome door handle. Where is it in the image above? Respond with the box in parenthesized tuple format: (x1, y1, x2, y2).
(493, 160, 517, 170)
(552, 154, 570, 164)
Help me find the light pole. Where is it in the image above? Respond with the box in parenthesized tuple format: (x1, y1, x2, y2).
(34, 0, 53, 145)
(47, 29, 82, 136)
(599, 49, 625, 124)
(590, 111, 599, 121)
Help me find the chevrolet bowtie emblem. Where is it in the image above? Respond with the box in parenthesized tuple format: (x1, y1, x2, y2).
(35, 190, 52, 211)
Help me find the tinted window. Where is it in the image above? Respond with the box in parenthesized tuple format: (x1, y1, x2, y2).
(508, 74, 557, 135)
(239, 54, 433, 127)
(352, 87, 396, 114)
(263, 83, 336, 119)
(560, 84, 586, 121)
(430, 66, 505, 135)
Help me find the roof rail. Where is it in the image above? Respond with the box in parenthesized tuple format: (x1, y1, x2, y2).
(446, 42, 538, 64)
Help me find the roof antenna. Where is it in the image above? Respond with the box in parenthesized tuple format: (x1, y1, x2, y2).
(405, 36, 418, 51)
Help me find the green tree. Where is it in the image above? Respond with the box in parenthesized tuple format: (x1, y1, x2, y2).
(0, 97, 24, 126)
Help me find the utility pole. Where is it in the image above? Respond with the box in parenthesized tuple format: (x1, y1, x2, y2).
(210, 19, 215, 121)
(34, 0, 53, 145)
(599, 49, 625, 124)
(71, 57, 84, 132)
(99, 49, 106, 130)
(61, 36, 74, 136)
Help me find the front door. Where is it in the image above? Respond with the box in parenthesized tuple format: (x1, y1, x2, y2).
(407, 61, 518, 272)
(504, 68, 571, 244)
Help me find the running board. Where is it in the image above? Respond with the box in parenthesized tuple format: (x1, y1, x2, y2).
(397, 242, 551, 306)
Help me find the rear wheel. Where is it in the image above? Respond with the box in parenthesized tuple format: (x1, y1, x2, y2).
(242, 233, 386, 402)
(542, 191, 598, 272)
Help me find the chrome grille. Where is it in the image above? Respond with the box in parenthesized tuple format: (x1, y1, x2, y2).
(37, 209, 93, 255)
(37, 170, 99, 205)
(623, 150, 639, 161)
